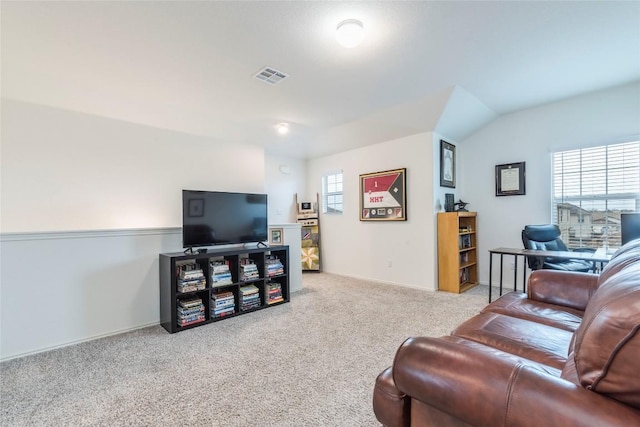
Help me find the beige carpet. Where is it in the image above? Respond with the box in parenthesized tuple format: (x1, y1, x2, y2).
(1, 273, 490, 426)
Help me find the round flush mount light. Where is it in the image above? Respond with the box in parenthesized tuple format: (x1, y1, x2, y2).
(336, 19, 364, 48)
(276, 123, 289, 135)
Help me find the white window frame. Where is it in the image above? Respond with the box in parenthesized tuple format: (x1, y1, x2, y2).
(322, 172, 343, 214)
(552, 141, 640, 249)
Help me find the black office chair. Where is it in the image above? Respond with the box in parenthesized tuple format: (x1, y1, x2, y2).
(521, 224, 594, 272)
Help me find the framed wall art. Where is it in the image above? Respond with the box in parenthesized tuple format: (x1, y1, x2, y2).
(440, 140, 456, 188)
(495, 162, 526, 196)
(359, 168, 407, 221)
(269, 227, 283, 245)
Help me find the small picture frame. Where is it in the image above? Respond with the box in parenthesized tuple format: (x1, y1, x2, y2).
(495, 162, 526, 196)
(440, 140, 456, 188)
(269, 228, 283, 245)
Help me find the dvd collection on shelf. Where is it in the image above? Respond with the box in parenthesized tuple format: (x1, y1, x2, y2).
(211, 290, 235, 318)
(239, 258, 260, 282)
(176, 262, 206, 293)
(267, 282, 284, 305)
(210, 259, 233, 286)
(459, 234, 472, 249)
(162, 247, 289, 333)
(240, 284, 260, 311)
(265, 255, 284, 277)
(459, 267, 471, 284)
(177, 297, 206, 327)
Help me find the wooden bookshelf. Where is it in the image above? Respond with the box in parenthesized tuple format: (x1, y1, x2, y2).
(437, 212, 478, 293)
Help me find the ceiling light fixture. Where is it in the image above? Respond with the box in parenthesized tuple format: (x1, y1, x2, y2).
(336, 19, 364, 48)
(276, 123, 289, 135)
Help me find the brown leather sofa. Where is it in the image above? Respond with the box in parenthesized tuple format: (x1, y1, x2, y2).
(373, 238, 640, 426)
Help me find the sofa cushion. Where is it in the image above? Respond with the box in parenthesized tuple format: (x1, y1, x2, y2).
(451, 312, 573, 370)
(482, 292, 583, 332)
(571, 262, 640, 409)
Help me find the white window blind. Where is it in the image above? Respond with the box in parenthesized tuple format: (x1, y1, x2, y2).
(322, 172, 343, 214)
(552, 141, 640, 249)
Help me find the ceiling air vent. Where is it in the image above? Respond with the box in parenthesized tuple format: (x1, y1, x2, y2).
(254, 67, 289, 85)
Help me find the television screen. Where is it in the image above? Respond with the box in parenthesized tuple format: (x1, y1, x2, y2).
(182, 190, 268, 248)
(621, 213, 640, 246)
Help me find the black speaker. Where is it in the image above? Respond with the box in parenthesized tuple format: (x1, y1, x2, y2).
(445, 193, 454, 212)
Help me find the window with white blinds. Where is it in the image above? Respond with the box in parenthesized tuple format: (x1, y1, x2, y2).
(322, 172, 343, 214)
(552, 141, 640, 249)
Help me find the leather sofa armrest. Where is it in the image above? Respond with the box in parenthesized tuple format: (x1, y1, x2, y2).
(393, 336, 640, 426)
(527, 270, 599, 311)
(373, 367, 409, 427)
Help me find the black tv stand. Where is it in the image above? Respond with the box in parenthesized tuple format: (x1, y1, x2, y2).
(257, 241, 268, 248)
(159, 245, 290, 333)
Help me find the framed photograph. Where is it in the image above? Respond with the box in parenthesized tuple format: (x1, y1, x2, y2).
(359, 168, 407, 221)
(496, 162, 526, 196)
(269, 228, 283, 245)
(188, 198, 204, 217)
(440, 140, 456, 188)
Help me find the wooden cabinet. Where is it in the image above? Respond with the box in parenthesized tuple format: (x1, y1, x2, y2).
(159, 245, 289, 333)
(437, 212, 478, 293)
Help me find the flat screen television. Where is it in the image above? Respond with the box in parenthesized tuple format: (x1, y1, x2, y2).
(182, 190, 268, 248)
(621, 212, 640, 246)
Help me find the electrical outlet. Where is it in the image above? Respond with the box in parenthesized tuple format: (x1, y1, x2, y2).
(387, 260, 393, 268)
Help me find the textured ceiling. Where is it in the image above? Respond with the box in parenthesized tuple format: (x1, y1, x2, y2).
(2, 1, 639, 159)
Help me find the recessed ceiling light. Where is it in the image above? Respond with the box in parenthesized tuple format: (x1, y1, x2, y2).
(336, 19, 364, 48)
(276, 123, 289, 135)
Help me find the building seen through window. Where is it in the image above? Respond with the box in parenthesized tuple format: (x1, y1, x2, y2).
(552, 141, 639, 249)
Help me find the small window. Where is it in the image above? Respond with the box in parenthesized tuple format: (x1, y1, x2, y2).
(322, 172, 343, 214)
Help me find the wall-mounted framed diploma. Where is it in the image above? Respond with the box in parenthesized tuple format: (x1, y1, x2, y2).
(495, 162, 526, 196)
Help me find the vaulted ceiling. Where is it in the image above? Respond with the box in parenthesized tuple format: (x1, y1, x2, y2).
(2, 1, 639, 159)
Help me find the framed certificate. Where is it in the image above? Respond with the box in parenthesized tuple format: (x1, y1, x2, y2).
(495, 162, 526, 196)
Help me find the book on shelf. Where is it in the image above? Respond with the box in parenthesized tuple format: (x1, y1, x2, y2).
(267, 282, 284, 304)
(459, 252, 469, 264)
(239, 284, 261, 310)
(265, 255, 284, 277)
(458, 234, 472, 249)
(459, 267, 470, 284)
(210, 259, 234, 285)
(239, 259, 260, 281)
(176, 262, 206, 293)
(177, 297, 205, 326)
(211, 291, 235, 317)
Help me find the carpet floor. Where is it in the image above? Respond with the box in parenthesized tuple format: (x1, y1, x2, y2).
(1, 273, 491, 426)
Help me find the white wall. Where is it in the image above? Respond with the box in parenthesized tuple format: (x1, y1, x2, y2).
(1, 99, 266, 233)
(307, 132, 437, 290)
(1, 229, 180, 360)
(0, 99, 271, 360)
(265, 154, 307, 224)
(460, 82, 640, 286)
